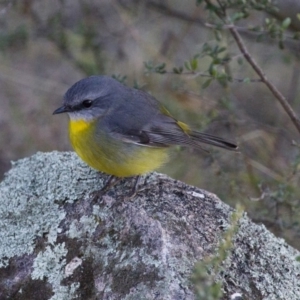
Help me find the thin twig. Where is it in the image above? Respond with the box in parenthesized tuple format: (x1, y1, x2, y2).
(149, 70, 262, 83)
(149, 0, 300, 133)
(147, 1, 299, 41)
(202, 0, 300, 134)
(228, 26, 300, 133)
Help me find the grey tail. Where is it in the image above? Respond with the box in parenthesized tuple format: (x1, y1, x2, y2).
(190, 131, 238, 151)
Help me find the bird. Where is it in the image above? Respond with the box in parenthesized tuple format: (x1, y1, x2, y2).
(53, 75, 237, 190)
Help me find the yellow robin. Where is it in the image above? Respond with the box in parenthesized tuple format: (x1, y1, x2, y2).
(53, 76, 237, 179)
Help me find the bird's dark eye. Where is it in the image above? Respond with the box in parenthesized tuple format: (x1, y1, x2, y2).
(82, 100, 92, 108)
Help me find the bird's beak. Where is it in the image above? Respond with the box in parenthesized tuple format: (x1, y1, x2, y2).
(53, 105, 71, 115)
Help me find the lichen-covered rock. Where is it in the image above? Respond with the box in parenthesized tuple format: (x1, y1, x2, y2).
(0, 152, 299, 300)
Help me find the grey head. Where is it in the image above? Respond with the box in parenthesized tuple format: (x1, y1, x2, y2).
(53, 75, 129, 120)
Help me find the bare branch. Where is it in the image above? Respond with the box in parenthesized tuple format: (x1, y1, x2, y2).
(150, 70, 262, 83)
(228, 25, 300, 133)
(207, 0, 300, 134)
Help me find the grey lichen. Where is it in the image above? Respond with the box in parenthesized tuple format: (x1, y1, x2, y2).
(220, 216, 300, 299)
(32, 243, 79, 299)
(1, 151, 300, 299)
(0, 151, 103, 298)
(68, 215, 99, 239)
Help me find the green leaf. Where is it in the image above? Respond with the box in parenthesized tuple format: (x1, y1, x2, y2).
(216, 72, 229, 87)
(237, 57, 243, 65)
(293, 32, 300, 40)
(184, 61, 191, 71)
(213, 30, 222, 41)
(190, 58, 198, 70)
(155, 62, 166, 73)
(202, 78, 213, 89)
(250, 25, 262, 32)
(202, 43, 211, 53)
(112, 74, 127, 84)
(217, 46, 226, 54)
(144, 61, 153, 71)
(209, 64, 218, 77)
(232, 12, 245, 21)
(278, 40, 284, 50)
(173, 67, 183, 74)
(282, 17, 291, 29)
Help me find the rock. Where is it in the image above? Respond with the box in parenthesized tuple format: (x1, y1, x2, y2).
(0, 152, 299, 300)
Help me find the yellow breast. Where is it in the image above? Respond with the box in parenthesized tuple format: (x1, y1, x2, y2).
(69, 119, 169, 177)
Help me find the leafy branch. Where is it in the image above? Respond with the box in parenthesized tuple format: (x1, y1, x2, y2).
(201, 0, 300, 133)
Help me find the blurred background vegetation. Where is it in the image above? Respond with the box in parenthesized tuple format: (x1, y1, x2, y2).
(1, 0, 300, 255)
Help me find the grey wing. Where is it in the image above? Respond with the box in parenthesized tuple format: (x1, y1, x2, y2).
(100, 89, 192, 148)
(108, 113, 178, 148)
(103, 88, 237, 151)
(108, 111, 208, 150)
(110, 112, 238, 151)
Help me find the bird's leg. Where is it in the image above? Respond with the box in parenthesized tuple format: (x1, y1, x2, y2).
(126, 175, 142, 199)
(91, 175, 121, 202)
(93, 175, 144, 201)
(101, 175, 121, 193)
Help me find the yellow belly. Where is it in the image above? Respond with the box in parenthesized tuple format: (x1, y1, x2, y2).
(69, 119, 169, 177)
